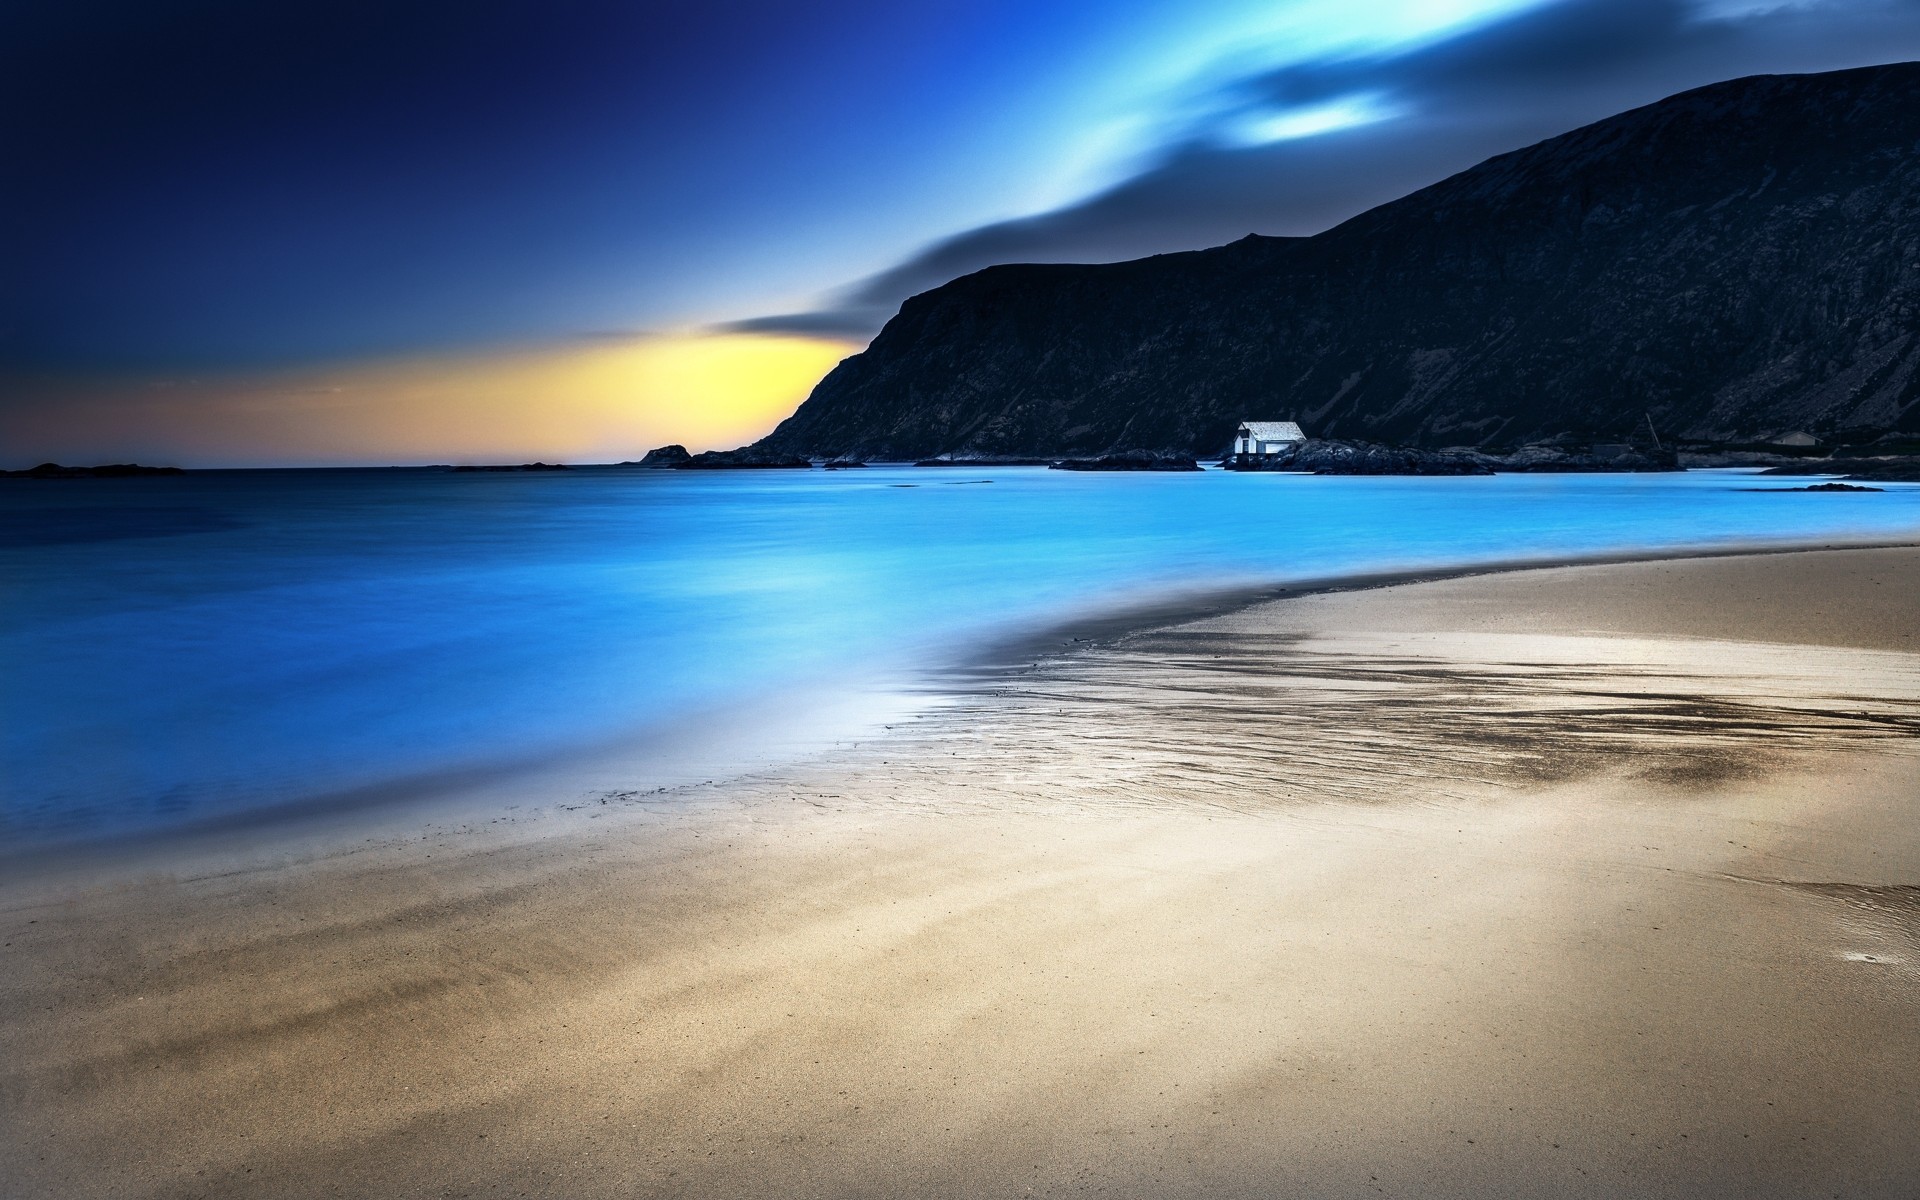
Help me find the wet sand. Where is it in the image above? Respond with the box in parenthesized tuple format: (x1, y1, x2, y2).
(4, 546, 1918, 1198)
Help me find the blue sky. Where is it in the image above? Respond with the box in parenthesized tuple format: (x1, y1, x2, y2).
(11, 0, 1476, 367)
(5, 0, 1920, 463)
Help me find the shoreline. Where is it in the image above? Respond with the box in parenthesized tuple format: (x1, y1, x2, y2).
(8, 533, 1920, 895)
(961, 532, 1920, 670)
(3, 545, 1918, 1197)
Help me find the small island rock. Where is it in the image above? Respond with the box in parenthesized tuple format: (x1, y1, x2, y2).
(633, 444, 692, 467)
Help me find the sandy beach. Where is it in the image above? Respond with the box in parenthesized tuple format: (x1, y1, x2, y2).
(4, 545, 1918, 1199)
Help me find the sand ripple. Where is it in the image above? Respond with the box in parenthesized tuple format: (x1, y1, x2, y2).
(733, 625, 1920, 817)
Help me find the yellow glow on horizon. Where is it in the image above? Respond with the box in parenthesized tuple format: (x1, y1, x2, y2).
(0, 332, 858, 468)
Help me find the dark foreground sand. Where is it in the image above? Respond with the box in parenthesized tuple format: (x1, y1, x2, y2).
(4, 547, 1919, 1199)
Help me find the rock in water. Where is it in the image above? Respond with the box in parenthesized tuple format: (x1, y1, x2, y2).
(634, 444, 691, 467)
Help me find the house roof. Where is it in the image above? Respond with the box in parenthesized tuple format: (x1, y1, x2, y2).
(1239, 421, 1305, 441)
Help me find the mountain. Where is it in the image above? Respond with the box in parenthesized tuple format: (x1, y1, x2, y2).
(747, 63, 1920, 460)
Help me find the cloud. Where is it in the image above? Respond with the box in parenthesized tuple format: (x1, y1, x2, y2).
(721, 310, 894, 339)
(733, 0, 1920, 339)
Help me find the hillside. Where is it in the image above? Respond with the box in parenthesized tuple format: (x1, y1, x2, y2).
(746, 63, 1920, 460)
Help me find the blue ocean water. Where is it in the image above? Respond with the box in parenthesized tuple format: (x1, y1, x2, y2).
(3, 465, 1916, 846)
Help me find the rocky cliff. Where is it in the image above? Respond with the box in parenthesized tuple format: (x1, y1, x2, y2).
(748, 63, 1920, 460)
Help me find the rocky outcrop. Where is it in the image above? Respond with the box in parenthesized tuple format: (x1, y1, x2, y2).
(745, 64, 1920, 462)
(915, 456, 1054, 467)
(1480, 445, 1680, 473)
(1050, 451, 1201, 472)
(1759, 456, 1920, 480)
(673, 450, 813, 469)
(1226, 441, 1493, 476)
(629, 444, 691, 467)
(1841, 461, 1920, 481)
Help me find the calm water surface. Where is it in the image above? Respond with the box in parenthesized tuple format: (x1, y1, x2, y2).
(3, 465, 1916, 845)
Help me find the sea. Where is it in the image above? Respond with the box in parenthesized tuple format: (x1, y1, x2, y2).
(4, 464, 1917, 850)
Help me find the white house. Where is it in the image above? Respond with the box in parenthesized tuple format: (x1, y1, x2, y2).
(1772, 431, 1820, 447)
(1234, 421, 1306, 456)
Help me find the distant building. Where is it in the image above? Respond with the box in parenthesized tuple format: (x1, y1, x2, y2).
(1234, 421, 1306, 456)
(1772, 431, 1820, 447)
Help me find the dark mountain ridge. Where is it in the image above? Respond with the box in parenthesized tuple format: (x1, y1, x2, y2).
(746, 63, 1920, 461)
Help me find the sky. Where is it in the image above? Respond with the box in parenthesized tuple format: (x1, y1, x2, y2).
(6, 0, 1920, 466)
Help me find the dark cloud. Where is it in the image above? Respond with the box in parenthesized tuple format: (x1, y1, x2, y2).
(722, 310, 892, 339)
(736, 0, 1920, 339)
